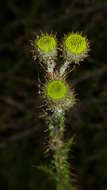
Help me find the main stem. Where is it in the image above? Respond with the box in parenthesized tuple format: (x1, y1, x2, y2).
(49, 108, 72, 190)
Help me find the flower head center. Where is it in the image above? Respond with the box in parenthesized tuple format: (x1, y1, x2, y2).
(65, 34, 87, 54)
(36, 35, 56, 53)
(46, 80, 67, 101)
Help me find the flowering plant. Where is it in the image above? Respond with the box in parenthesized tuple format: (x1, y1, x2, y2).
(32, 32, 89, 190)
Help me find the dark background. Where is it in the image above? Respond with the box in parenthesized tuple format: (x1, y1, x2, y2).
(0, 0, 107, 190)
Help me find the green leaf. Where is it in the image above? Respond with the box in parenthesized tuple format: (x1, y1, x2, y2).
(33, 165, 55, 179)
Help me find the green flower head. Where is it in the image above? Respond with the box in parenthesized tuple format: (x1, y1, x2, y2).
(44, 79, 75, 110)
(36, 34, 57, 53)
(65, 33, 86, 54)
(34, 33, 57, 62)
(46, 80, 67, 101)
(63, 33, 89, 63)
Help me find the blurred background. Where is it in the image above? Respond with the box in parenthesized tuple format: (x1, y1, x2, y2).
(0, 0, 107, 190)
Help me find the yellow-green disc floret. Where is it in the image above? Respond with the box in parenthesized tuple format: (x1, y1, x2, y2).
(65, 33, 87, 54)
(36, 34, 57, 53)
(46, 80, 67, 101)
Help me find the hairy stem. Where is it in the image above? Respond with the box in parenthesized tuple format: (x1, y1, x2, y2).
(49, 109, 72, 190)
